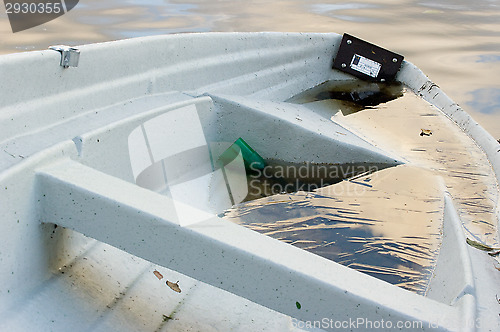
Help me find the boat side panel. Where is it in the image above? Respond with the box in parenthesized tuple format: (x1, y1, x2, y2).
(0, 141, 85, 315)
(0, 33, 342, 145)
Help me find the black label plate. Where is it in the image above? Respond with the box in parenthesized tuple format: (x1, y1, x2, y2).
(332, 33, 404, 82)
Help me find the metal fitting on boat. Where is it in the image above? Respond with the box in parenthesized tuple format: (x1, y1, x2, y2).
(48, 45, 80, 68)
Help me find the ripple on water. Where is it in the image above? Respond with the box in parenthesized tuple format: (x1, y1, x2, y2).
(223, 164, 444, 295)
(224, 82, 498, 295)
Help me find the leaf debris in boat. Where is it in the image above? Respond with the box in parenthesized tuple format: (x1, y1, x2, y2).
(420, 129, 432, 136)
(466, 238, 500, 252)
(166, 280, 181, 293)
(296, 301, 301, 309)
(153, 270, 163, 280)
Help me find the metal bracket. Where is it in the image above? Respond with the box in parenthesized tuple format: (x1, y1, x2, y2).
(333, 33, 404, 82)
(48, 45, 80, 68)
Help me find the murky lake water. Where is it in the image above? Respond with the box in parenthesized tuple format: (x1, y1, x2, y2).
(222, 80, 498, 294)
(1, 1, 499, 293)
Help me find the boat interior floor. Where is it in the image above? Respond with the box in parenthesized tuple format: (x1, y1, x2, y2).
(1, 79, 499, 331)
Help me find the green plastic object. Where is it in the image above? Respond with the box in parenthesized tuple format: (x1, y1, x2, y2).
(218, 137, 266, 170)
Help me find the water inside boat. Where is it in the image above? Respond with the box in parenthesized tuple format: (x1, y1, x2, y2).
(222, 80, 499, 295)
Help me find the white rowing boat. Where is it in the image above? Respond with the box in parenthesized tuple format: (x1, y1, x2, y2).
(0, 32, 499, 331)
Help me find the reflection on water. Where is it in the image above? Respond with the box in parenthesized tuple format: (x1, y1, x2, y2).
(332, 87, 499, 244)
(467, 88, 500, 114)
(223, 81, 498, 294)
(309, 3, 380, 23)
(223, 165, 443, 295)
(476, 55, 500, 63)
(287, 80, 404, 113)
